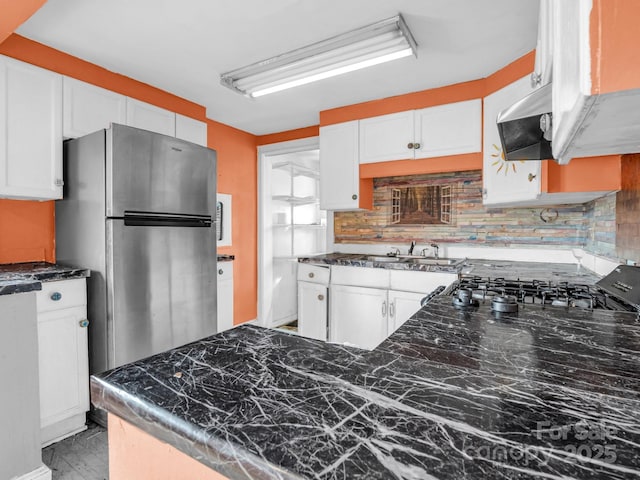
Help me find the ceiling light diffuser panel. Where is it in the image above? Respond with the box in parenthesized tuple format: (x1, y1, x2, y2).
(221, 14, 418, 98)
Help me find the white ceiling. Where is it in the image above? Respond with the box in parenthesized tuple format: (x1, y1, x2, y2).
(17, 0, 540, 135)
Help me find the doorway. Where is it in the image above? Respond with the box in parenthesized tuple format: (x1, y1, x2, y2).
(257, 137, 330, 330)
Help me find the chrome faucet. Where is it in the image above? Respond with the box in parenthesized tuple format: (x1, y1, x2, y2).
(388, 247, 401, 257)
(420, 243, 440, 258)
(408, 240, 416, 255)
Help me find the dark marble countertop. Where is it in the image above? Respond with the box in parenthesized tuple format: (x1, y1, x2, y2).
(0, 262, 90, 296)
(91, 294, 640, 479)
(298, 252, 463, 273)
(299, 253, 602, 284)
(462, 259, 601, 284)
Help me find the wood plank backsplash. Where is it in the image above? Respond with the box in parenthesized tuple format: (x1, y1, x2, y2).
(334, 170, 601, 248)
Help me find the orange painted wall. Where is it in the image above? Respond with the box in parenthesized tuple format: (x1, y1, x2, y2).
(0, 0, 46, 45)
(590, 0, 640, 95)
(360, 153, 482, 179)
(0, 200, 54, 263)
(208, 120, 258, 324)
(256, 125, 319, 146)
(108, 414, 229, 480)
(542, 155, 622, 193)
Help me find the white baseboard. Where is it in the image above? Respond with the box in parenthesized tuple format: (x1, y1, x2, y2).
(13, 465, 51, 480)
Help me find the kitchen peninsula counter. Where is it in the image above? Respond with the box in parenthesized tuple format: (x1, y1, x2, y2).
(92, 296, 640, 479)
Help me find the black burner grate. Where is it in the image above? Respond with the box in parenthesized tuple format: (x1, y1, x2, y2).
(453, 277, 637, 311)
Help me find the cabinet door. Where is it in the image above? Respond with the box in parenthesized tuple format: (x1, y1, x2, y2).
(415, 99, 481, 159)
(297, 281, 327, 341)
(126, 98, 176, 136)
(329, 284, 387, 350)
(359, 110, 414, 163)
(388, 290, 425, 333)
(63, 77, 126, 138)
(319, 121, 360, 210)
(0, 55, 63, 200)
(217, 261, 234, 332)
(483, 77, 541, 206)
(176, 114, 208, 147)
(37, 306, 89, 429)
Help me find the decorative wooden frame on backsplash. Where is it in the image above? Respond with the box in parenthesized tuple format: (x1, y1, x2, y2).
(390, 183, 456, 226)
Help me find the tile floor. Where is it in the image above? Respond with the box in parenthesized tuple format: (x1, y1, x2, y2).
(42, 422, 109, 480)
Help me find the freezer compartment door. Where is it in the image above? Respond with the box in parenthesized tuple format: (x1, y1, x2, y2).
(107, 123, 216, 217)
(106, 218, 217, 368)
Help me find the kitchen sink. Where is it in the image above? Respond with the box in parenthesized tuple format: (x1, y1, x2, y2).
(406, 257, 465, 266)
(364, 255, 403, 263)
(363, 255, 465, 267)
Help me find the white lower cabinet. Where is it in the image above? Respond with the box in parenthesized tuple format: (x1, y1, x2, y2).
(327, 266, 457, 349)
(36, 278, 89, 447)
(217, 261, 234, 332)
(297, 264, 330, 340)
(329, 284, 389, 350)
(388, 290, 427, 333)
(298, 281, 328, 341)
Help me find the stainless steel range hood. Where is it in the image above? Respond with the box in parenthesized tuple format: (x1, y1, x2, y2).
(497, 83, 553, 161)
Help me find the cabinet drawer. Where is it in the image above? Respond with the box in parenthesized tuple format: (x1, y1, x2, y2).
(297, 263, 330, 285)
(217, 262, 233, 282)
(389, 270, 457, 294)
(36, 279, 87, 313)
(330, 265, 389, 289)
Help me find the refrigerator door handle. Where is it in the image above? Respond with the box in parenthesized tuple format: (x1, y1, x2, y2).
(123, 211, 212, 228)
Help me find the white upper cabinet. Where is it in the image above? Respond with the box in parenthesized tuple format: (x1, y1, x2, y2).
(319, 121, 360, 210)
(359, 99, 481, 164)
(0, 55, 63, 200)
(63, 77, 126, 139)
(415, 100, 482, 158)
(483, 76, 542, 206)
(359, 111, 414, 163)
(175, 114, 208, 147)
(125, 98, 176, 136)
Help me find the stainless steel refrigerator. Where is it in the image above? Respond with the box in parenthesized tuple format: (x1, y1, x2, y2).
(56, 123, 217, 378)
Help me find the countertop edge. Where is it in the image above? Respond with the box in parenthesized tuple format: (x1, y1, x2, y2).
(0, 262, 90, 296)
(90, 373, 305, 480)
(0, 279, 42, 296)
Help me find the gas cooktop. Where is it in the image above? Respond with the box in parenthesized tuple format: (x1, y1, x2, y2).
(450, 265, 640, 313)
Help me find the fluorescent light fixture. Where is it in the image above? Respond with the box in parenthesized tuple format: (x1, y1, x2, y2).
(220, 14, 417, 98)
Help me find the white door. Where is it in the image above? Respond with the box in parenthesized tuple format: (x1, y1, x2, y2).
(126, 98, 176, 136)
(297, 281, 327, 341)
(37, 306, 89, 429)
(388, 290, 425, 333)
(359, 110, 414, 163)
(319, 121, 360, 210)
(415, 99, 482, 159)
(0, 55, 62, 200)
(175, 114, 208, 147)
(329, 284, 387, 350)
(63, 77, 126, 138)
(217, 261, 234, 332)
(483, 76, 541, 205)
